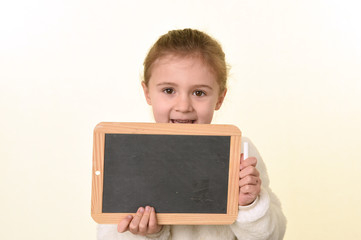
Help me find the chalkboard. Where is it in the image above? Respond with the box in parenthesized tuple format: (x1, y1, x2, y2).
(103, 134, 230, 213)
(91, 122, 241, 225)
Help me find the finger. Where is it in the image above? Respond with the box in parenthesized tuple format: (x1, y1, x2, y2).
(148, 207, 160, 233)
(239, 175, 260, 187)
(117, 215, 133, 233)
(239, 166, 259, 179)
(129, 207, 144, 234)
(138, 206, 151, 235)
(240, 157, 257, 170)
(239, 153, 244, 169)
(239, 191, 259, 206)
(240, 183, 260, 195)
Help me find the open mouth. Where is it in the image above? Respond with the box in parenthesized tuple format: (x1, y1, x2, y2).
(171, 119, 196, 124)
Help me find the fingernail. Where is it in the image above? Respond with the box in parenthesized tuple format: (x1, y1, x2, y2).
(127, 215, 133, 219)
(145, 206, 150, 212)
(138, 207, 144, 213)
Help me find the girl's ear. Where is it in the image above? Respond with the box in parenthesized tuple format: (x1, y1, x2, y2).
(141, 82, 152, 105)
(215, 88, 227, 110)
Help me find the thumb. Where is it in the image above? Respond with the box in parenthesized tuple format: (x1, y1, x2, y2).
(118, 215, 133, 233)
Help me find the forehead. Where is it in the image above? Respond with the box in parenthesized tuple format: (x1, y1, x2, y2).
(149, 54, 218, 83)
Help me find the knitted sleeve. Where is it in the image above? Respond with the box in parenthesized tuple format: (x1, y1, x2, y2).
(230, 137, 287, 240)
(97, 224, 171, 240)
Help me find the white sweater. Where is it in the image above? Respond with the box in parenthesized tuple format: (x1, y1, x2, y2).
(97, 137, 286, 240)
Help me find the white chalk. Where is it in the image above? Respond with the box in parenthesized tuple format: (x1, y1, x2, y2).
(243, 142, 249, 159)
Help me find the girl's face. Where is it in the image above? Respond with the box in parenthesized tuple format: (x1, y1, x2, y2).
(142, 54, 227, 124)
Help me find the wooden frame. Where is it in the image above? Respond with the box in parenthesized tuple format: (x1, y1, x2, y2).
(91, 122, 241, 224)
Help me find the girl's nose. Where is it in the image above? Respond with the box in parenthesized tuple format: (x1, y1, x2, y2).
(175, 94, 193, 113)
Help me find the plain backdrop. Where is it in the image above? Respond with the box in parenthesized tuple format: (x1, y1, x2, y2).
(1, 0, 360, 239)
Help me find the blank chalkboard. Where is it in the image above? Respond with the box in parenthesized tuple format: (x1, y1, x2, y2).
(103, 134, 230, 213)
(91, 122, 241, 225)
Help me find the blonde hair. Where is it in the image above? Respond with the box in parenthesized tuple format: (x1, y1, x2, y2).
(143, 28, 228, 94)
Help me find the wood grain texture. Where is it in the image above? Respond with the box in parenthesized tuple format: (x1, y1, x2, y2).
(91, 131, 105, 215)
(91, 213, 238, 225)
(91, 122, 242, 225)
(94, 122, 240, 136)
(228, 136, 241, 216)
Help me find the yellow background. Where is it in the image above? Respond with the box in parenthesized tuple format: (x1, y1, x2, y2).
(1, 1, 360, 239)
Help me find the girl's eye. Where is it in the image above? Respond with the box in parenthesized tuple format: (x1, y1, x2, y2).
(163, 88, 175, 94)
(193, 90, 206, 97)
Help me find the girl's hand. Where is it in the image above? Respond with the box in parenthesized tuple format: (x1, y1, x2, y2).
(117, 206, 162, 236)
(238, 154, 262, 206)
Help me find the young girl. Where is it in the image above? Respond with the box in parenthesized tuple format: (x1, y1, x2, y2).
(98, 28, 286, 240)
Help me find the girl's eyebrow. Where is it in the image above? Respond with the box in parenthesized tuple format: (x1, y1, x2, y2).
(193, 84, 213, 90)
(156, 82, 177, 87)
(156, 82, 213, 90)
